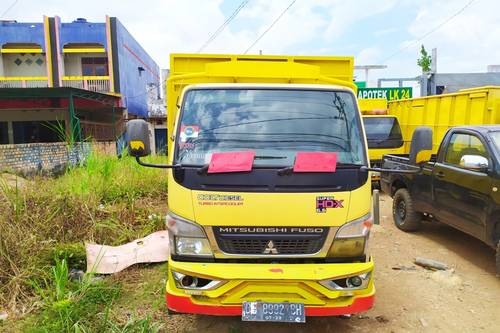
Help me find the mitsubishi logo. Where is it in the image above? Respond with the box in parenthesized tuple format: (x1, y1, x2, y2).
(263, 240, 278, 254)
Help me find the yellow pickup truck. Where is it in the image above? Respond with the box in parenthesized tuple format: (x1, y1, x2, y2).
(124, 54, 433, 323)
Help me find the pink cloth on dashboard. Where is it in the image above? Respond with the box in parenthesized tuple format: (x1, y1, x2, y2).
(293, 152, 337, 172)
(208, 151, 256, 173)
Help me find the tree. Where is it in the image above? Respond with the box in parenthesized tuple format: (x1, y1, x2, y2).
(417, 45, 432, 73)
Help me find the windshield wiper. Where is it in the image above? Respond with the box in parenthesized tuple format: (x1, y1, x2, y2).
(277, 162, 364, 176)
(254, 155, 287, 160)
(196, 155, 287, 175)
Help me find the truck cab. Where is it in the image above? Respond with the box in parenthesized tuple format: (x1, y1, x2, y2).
(359, 98, 405, 183)
(363, 114, 405, 165)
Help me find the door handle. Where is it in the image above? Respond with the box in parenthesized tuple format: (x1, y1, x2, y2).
(436, 171, 445, 178)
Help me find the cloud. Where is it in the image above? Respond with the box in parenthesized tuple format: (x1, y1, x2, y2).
(3, 0, 500, 80)
(386, 0, 500, 73)
(356, 47, 382, 66)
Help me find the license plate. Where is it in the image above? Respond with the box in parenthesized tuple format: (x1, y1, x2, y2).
(242, 301, 305, 323)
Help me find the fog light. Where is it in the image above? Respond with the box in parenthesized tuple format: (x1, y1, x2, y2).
(347, 276, 363, 288)
(171, 270, 226, 290)
(181, 275, 198, 288)
(319, 272, 371, 291)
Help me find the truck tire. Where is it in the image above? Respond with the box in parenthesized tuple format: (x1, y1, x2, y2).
(496, 241, 500, 277)
(392, 188, 422, 232)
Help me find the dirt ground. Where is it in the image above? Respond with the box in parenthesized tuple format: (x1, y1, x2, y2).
(162, 194, 500, 333)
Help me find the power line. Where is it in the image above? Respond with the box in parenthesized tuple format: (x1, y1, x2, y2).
(128, 1, 250, 100)
(380, 0, 478, 64)
(197, 0, 249, 53)
(0, 0, 19, 19)
(243, 0, 297, 54)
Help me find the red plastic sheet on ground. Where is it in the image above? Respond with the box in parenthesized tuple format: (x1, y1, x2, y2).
(293, 152, 337, 172)
(208, 151, 255, 173)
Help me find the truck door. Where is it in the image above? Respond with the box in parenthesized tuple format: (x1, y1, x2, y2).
(432, 132, 492, 241)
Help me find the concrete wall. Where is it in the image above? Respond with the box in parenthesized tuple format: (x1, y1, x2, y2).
(0, 108, 67, 122)
(59, 21, 107, 50)
(0, 142, 90, 175)
(114, 19, 159, 118)
(62, 52, 107, 76)
(2, 53, 47, 77)
(0, 141, 116, 175)
(0, 22, 46, 51)
(426, 72, 500, 95)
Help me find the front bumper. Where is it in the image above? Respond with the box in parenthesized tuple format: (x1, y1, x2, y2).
(166, 258, 375, 316)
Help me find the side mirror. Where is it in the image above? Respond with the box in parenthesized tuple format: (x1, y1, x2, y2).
(460, 155, 488, 172)
(409, 126, 433, 165)
(126, 119, 151, 157)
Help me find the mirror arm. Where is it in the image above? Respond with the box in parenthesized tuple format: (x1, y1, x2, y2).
(360, 165, 424, 174)
(135, 156, 180, 169)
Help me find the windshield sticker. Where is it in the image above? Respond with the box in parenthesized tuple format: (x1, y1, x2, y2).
(179, 142, 195, 149)
(197, 194, 244, 206)
(180, 125, 199, 142)
(316, 196, 344, 213)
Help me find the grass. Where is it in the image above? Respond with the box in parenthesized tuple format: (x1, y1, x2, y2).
(0, 151, 168, 331)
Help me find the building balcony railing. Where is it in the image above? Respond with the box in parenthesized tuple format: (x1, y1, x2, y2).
(62, 76, 110, 94)
(0, 77, 49, 88)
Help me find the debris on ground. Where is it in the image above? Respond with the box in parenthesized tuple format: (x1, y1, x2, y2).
(0, 173, 29, 190)
(375, 315, 389, 323)
(414, 257, 449, 270)
(392, 264, 417, 271)
(419, 318, 429, 327)
(86, 230, 169, 274)
(69, 269, 85, 282)
(430, 270, 463, 287)
(0, 311, 8, 321)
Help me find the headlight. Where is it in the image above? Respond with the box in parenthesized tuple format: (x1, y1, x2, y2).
(166, 212, 213, 257)
(328, 214, 372, 258)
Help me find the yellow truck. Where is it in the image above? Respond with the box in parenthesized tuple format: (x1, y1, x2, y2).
(359, 99, 405, 182)
(124, 54, 431, 322)
(389, 86, 500, 154)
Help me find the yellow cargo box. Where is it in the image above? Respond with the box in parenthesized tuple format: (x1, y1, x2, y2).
(358, 98, 387, 114)
(167, 54, 356, 144)
(388, 86, 500, 153)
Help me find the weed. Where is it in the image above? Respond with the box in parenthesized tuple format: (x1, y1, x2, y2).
(0, 153, 168, 315)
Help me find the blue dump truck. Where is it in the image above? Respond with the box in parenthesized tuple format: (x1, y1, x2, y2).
(381, 125, 500, 275)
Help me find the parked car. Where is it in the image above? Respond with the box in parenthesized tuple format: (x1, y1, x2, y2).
(381, 125, 500, 275)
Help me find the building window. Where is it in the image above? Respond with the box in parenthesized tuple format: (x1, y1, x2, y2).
(0, 122, 8, 144)
(81, 57, 109, 76)
(12, 121, 63, 144)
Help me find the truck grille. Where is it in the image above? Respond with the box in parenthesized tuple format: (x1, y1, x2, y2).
(213, 227, 329, 255)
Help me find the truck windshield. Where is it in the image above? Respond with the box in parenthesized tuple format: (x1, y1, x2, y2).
(175, 88, 366, 167)
(363, 117, 403, 149)
(490, 131, 500, 154)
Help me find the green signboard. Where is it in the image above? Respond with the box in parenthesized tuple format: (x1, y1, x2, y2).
(357, 87, 412, 101)
(354, 81, 366, 88)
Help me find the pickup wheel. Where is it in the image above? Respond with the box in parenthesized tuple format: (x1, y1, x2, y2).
(392, 188, 422, 232)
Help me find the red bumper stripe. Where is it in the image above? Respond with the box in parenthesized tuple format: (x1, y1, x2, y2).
(166, 292, 374, 317)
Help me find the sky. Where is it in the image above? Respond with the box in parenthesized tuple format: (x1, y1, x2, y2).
(2, 0, 499, 87)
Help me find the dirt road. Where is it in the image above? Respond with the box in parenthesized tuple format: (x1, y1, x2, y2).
(123, 195, 500, 332)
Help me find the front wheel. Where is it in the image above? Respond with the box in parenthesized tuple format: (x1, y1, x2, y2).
(392, 188, 422, 232)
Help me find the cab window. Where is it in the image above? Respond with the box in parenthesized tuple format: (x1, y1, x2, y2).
(444, 133, 488, 166)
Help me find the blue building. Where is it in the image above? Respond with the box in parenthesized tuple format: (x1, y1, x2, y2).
(0, 16, 160, 144)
